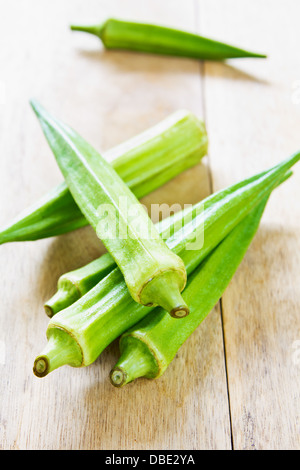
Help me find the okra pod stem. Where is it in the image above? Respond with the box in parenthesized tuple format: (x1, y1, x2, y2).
(44, 253, 115, 316)
(33, 155, 298, 378)
(33, 328, 83, 377)
(110, 197, 269, 386)
(31, 100, 189, 318)
(70, 18, 266, 60)
(0, 109, 207, 244)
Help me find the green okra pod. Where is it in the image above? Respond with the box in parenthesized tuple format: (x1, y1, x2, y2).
(44, 253, 115, 317)
(33, 157, 297, 378)
(70, 18, 266, 60)
(31, 100, 190, 318)
(110, 197, 269, 387)
(0, 109, 207, 244)
(45, 152, 298, 317)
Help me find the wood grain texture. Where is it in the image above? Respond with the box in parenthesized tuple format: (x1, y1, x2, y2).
(0, 0, 299, 451)
(0, 0, 230, 450)
(199, 0, 300, 450)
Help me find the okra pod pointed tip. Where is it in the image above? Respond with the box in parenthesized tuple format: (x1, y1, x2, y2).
(244, 52, 267, 59)
(30, 99, 51, 124)
(29, 98, 38, 110)
(30, 99, 43, 120)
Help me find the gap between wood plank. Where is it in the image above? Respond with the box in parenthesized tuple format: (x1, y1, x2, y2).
(193, 0, 234, 450)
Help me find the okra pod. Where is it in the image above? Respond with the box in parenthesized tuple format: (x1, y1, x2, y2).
(110, 197, 269, 386)
(70, 18, 266, 60)
(33, 156, 297, 378)
(44, 253, 115, 316)
(31, 100, 190, 318)
(45, 151, 298, 317)
(0, 109, 207, 244)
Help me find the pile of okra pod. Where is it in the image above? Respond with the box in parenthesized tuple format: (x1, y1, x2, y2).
(1, 18, 299, 387)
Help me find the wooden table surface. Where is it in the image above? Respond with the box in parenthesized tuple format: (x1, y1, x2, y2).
(0, 0, 299, 450)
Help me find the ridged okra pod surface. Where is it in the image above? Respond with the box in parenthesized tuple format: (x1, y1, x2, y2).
(44, 153, 299, 317)
(0, 109, 207, 244)
(110, 197, 269, 387)
(71, 18, 266, 60)
(32, 156, 298, 378)
(31, 100, 189, 318)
